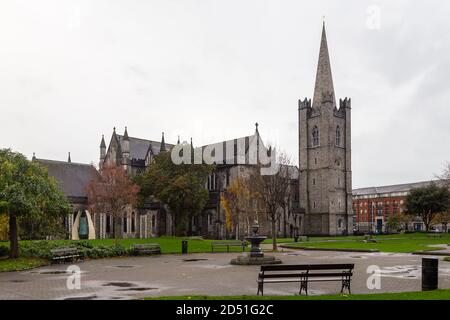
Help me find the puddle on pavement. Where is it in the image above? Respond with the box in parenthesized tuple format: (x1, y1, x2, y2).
(103, 282, 136, 288)
(112, 265, 137, 269)
(380, 265, 420, 279)
(182, 259, 208, 262)
(64, 295, 98, 300)
(195, 264, 232, 269)
(118, 287, 158, 292)
(38, 270, 69, 275)
(31, 269, 87, 275)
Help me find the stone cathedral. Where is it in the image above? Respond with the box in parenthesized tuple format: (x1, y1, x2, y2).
(298, 23, 353, 236)
(32, 23, 352, 240)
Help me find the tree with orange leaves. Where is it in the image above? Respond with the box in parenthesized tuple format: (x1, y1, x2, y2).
(220, 177, 257, 239)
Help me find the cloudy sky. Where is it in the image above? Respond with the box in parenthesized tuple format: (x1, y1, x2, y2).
(1, 0, 449, 188)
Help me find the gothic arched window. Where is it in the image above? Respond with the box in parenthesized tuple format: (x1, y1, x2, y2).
(336, 126, 341, 146)
(312, 126, 320, 147)
(131, 212, 136, 233)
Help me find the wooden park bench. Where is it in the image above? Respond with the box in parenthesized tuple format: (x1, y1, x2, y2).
(211, 241, 246, 253)
(50, 247, 82, 264)
(257, 263, 354, 296)
(132, 243, 161, 255)
(427, 233, 442, 239)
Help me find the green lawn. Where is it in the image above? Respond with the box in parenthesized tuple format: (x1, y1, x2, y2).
(145, 289, 450, 300)
(0, 237, 295, 256)
(0, 237, 251, 257)
(283, 233, 450, 253)
(0, 257, 48, 272)
(0, 237, 253, 272)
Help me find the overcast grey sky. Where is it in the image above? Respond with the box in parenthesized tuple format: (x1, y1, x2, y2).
(1, 0, 449, 189)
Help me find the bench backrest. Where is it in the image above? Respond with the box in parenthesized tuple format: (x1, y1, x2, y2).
(51, 247, 78, 254)
(260, 264, 354, 273)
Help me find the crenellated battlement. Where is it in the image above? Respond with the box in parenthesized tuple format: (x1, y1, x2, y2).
(339, 97, 351, 109)
(298, 98, 312, 110)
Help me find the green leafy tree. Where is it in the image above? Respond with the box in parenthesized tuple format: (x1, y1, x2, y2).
(405, 183, 450, 232)
(386, 215, 400, 233)
(0, 149, 70, 258)
(137, 150, 213, 236)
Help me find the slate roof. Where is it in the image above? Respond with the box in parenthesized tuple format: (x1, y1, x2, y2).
(36, 159, 99, 198)
(352, 180, 448, 197)
(197, 132, 268, 164)
(116, 135, 175, 160)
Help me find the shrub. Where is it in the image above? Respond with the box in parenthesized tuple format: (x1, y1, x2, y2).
(0, 245, 9, 257)
(12, 240, 135, 260)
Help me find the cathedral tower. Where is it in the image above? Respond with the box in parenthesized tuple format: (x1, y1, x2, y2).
(298, 23, 353, 236)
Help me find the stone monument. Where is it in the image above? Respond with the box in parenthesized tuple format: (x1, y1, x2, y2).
(230, 221, 282, 265)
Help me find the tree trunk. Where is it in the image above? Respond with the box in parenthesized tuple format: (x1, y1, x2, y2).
(271, 214, 278, 251)
(424, 211, 432, 232)
(114, 215, 122, 243)
(9, 212, 19, 259)
(188, 213, 193, 236)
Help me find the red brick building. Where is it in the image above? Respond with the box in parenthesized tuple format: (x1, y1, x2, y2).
(352, 180, 448, 234)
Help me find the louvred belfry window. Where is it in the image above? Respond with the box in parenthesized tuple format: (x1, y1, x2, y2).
(336, 126, 341, 146)
(312, 126, 320, 147)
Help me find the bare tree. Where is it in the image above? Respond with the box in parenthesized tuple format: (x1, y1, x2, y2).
(86, 164, 139, 240)
(250, 151, 292, 251)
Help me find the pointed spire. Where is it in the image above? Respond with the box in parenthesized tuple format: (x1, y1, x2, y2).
(68, 152, 71, 163)
(255, 122, 259, 133)
(100, 134, 106, 148)
(160, 132, 166, 152)
(312, 22, 336, 108)
(123, 126, 129, 140)
(177, 135, 180, 145)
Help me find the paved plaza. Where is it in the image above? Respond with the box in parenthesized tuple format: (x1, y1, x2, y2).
(1, 249, 450, 300)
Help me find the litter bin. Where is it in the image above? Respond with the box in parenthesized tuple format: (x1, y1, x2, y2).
(294, 236, 299, 243)
(422, 258, 438, 291)
(181, 240, 188, 254)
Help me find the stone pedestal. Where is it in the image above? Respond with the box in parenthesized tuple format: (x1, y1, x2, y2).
(230, 221, 282, 265)
(230, 254, 282, 265)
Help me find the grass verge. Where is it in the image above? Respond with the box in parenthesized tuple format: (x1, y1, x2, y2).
(145, 289, 450, 300)
(0, 257, 49, 272)
(285, 233, 450, 253)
